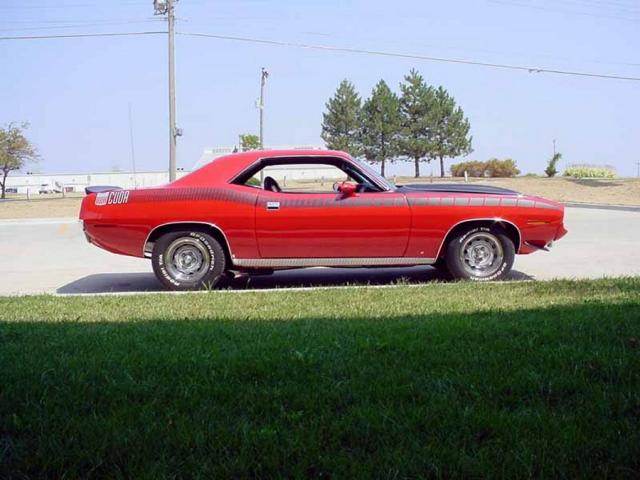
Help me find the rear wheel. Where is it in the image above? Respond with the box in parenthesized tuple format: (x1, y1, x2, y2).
(151, 231, 226, 290)
(445, 226, 514, 281)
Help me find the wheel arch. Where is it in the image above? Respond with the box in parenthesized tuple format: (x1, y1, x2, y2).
(144, 222, 232, 265)
(436, 218, 521, 259)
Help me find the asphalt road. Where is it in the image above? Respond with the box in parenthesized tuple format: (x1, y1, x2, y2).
(0, 207, 638, 296)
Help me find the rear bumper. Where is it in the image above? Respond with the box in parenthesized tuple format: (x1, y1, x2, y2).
(519, 221, 567, 255)
(555, 224, 568, 240)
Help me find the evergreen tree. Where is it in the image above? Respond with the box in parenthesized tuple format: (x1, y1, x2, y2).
(359, 80, 402, 177)
(429, 86, 473, 177)
(321, 80, 363, 156)
(399, 69, 435, 178)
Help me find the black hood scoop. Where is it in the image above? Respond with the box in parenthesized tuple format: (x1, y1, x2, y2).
(397, 183, 519, 196)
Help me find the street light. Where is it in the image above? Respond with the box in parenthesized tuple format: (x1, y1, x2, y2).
(153, 0, 168, 15)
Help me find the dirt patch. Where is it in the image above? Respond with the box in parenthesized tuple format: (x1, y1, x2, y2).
(0, 196, 82, 219)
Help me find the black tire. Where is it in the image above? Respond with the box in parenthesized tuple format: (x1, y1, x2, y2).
(444, 226, 514, 281)
(151, 231, 226, 291)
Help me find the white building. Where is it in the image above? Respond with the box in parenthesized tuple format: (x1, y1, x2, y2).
(4, 145, 326, 195)
(4, 170, 186, 195)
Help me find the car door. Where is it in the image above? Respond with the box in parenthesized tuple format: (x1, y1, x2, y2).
(255, 189, 411, 258)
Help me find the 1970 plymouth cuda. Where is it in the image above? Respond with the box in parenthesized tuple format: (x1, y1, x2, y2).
(80, 149, 567, 290)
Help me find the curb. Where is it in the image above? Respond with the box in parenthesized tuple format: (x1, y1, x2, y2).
(0, 217, 78, 226)
(564, 203, 640, 212)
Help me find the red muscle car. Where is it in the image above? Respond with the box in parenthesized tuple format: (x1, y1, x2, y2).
(79, 149, 567, 290)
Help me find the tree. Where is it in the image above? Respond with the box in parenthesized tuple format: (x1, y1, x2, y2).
(545, 152, 562, 177)
(429, 86, 473, 177)
(399, 69, 435, 178)
(359, 80, 402, 177)
(0, 123, 38, 199)
(321, 79, 363, 156)
(239, 134, 260, 151)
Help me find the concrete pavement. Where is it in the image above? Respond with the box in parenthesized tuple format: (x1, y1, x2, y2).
(0, 207, 638, 295)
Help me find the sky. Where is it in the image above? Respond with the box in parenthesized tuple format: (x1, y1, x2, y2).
(1, 0, 639, 177)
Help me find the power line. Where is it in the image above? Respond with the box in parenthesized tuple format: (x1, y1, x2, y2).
(177, 32, 640, 82)
(173, 15, 640, 69)
(1, 30, 638, 82)
(487, 0, 640, 22)
(551, 0, 640, 14)
(556, 0, 640, 8)
(0, 31, 165, 40)
(4, 16, 637, 68)
(0, 1, 148, 8)
(1, 17, 155, 24)
(0, 20, 161, 33)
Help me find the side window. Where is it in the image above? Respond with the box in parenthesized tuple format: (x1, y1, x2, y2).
(245, 163, 351, 193)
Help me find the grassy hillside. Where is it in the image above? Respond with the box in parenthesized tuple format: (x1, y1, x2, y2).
(393, 176, 640, 206)
(1, 279, 639, 478)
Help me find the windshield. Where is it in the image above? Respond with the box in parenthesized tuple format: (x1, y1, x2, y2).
(352, 157, 396, 191)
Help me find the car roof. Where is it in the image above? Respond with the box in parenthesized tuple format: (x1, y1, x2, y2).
(171, 149, 351, 187)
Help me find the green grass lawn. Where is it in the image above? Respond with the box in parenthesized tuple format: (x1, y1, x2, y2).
(1, 279, 640, 479)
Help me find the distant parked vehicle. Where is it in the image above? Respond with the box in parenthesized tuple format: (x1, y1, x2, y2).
(38, 183, 63, 194)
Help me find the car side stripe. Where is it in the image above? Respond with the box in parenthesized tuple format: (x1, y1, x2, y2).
(126, 188, 562, 211)
(406, 196, 561, 210)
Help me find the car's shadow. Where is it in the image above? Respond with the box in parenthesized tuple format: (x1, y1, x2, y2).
(56, 267, 534, 295)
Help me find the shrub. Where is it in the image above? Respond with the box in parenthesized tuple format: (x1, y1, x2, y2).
(450, 161, 485, 177)
(545, 152, 562, 178)
(450, 158, 520, 178)
(563, 165, 616, 179)
(485, 158, 520, 177)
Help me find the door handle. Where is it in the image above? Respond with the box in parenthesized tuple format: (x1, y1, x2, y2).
(266, 201, 280, 211)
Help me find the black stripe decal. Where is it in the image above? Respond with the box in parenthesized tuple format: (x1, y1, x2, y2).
(127, 188, 562, 211)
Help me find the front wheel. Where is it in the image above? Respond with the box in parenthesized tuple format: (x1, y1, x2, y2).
(151, 231, 226, 290)
(444, 226, 515, 281)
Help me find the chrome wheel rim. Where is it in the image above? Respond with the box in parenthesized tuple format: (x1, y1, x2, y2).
(164, 237, 211, 283)
(460, 232, 504, 278)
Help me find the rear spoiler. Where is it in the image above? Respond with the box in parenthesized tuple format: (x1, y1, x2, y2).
(85, 185, 122, 195)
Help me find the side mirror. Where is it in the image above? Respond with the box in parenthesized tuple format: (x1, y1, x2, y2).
(335, 181, 358, 197)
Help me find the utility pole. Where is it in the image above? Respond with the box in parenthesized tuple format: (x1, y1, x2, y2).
(154, 0, 180, 182)
(636, 160, 640, 178)
(259, 67, 269, 149)
(128, 102, 137, 188)
(552, 138, 556, 156)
